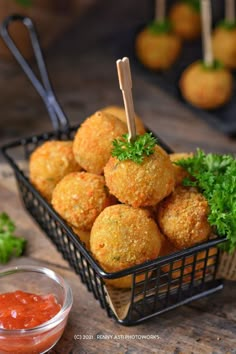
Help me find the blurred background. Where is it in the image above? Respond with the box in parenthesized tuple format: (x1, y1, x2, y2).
(0, 0, 234, 156)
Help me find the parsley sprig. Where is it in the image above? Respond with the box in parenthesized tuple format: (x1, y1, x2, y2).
(176, 149, 236, 253)
(147, 20, 172, 34)
(0, 212, 27, 263)
(112, 133, 157, 164)
(218, 19, 236, 31)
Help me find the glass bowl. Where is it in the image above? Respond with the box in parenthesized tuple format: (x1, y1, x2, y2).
(0, 265, 73, 354)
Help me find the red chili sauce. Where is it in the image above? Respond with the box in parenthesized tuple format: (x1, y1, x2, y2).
(0, 290, 61, 330)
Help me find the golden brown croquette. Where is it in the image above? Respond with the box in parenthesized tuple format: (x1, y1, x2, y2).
(52, 172, 114, 231)
(101, 105, 146, 135)
(169, 1, 201, 40)
(90, 204, 162, 288)
(179, 61, 233, 109)
(72, 227, 90, 250)
(169, 152, 193, 186)
(156, 186, 211, 249)
(135, 28, 182, 70)
(212, 27, 236, 70)
(104, 145, 175, 208)
(73, 111, 127, 175)
(29, 140, 81, 202)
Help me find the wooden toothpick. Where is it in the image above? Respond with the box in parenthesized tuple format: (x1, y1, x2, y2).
(116, 57, 136, 142)
(201, 0, 214, 67)
(155, 0, 166, 22)
(225, 0, 235, 23)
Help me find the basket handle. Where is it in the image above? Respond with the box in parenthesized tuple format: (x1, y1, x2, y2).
(0, 15, 70, 132)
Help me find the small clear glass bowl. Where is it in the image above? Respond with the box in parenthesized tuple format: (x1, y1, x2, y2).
(0, 265, 73, 354)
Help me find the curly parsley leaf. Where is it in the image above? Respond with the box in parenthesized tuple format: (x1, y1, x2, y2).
(175, 149, 236, 253)
(147, 20, 172, 34)
(112, 133, 157, 164)
(0, 212, 27, 263)
(201, 59, 225, 71)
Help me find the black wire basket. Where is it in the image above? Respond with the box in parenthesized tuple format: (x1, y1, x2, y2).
(1, 15, 226, 326)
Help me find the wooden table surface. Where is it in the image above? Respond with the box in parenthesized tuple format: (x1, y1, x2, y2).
(0, 1, 236, 353)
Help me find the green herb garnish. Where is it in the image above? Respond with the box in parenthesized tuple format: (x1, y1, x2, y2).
(176, 149, 236, 253)
(201, 59, 224, 71)
(0, 212, 27, 263)
(218, 19, 236, 30)
(182, 0, 200, 12)
(112, 133, 157, 164)
(147, 20, 172, 34)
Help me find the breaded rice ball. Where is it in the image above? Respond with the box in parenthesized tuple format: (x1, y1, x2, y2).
(156, 186, 211, 249)
(179, 61, 233, 109)
(90, 205, 162, 288)
(104, 145, 175, 208)
(135, 27, 181, 70)
(160, 235, 217, 281)
(72, 227, 90, 250)
(73, 111, 127, 175)
(169, 1, 201, 40)
(29, 140, 81, 202)
(212, 26, 236, 70)
(52, 172, 114, 231)
(169, 152, 193, 185)
(101, 105, 146, 135)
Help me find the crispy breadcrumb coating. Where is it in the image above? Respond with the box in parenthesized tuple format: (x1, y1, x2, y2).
(90, 204, 162, 288)
(52, 172, 114, 231)
(73, 111, 127, 175)
(104, 145, 175, 207)
(29, 140, 81, 202)
(101, 105, 146, 135)
(169, 152, 193, 186)
(156, 186, 211, 249)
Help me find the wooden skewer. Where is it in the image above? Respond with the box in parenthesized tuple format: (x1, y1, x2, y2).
(155, 0, 166, 22)
(116, 57, 137, 142)
(201, 0, 214, 67)
(225, 0, 235, 23)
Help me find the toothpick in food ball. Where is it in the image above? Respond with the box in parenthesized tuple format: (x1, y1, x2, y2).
(179, 0, 233, 110)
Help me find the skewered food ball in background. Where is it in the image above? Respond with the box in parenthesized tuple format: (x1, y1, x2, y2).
(212, 23, 236, 70)
(90, 204, 163, 288)
(101, 105, 146, 135)
(135, 21, 182, 70)
(29, 140, 81, 202)
(104, 144, 175, 208)
(52, 172, 114, 231)
(156, 186, 211, 249)
(179, 61, 233, 109)
(169, 0, 201, 40)
(73, 111, 127, 175)
(169, 152, 193, 186)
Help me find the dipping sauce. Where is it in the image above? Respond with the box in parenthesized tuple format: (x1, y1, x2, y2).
(0, 290, 61, 330)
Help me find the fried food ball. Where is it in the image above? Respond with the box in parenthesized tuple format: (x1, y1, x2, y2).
(179, 61, 233, 109)
(72, 227, 90, 250)
(73, 111, 127, 175)
(212, 26, 236, 70)
(169, 152, 193, 186)
(90, 204, 162, 288)
(29, 140, 81, 202)
(104, 145, 175, 208)
(52, 172, 114, 231)
(160, 235, 217, 281)
(169, 1, 201, 40)
(135, 27, 182, 70)
(156, 186, 211, 249)
(101, 105, 146, 135)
